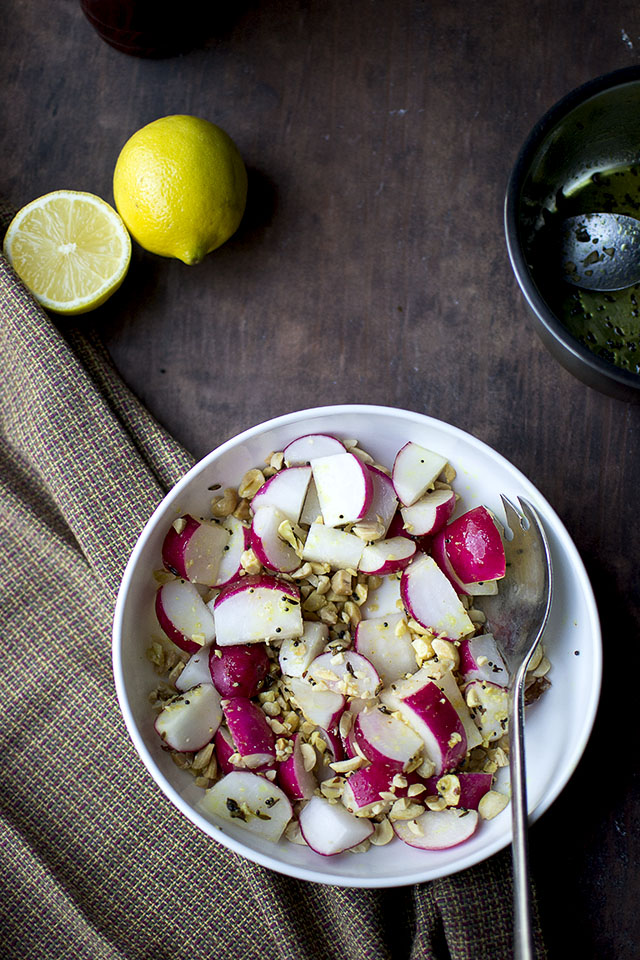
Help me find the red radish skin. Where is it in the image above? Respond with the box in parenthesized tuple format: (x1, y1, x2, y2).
(359, 466, 399, 535)
(358, 536, 417, 575)
(299, 796, 374, 855)
(250, 505, 300, 573)
(214, 725, 274, 775)
(162, 514, 229, 585)
(277, 734, 317, 801)
(155, 579, 216, 655)
(341, 762, 398, 815)
(423, 772, 493, 811)
(213, 575, 303, 645)
(393, 808, 479, 850)
(250, 466, 312, 524)
(208, 644, 270, 698)
(283, 433, 346, 465)
(381, 678, 467, 776)
(311, 452, 373, 526)
(431, 529, 499, 597)
(400, 488, 456, 537)
(458, 634, 508, 685)
(223, 697, 276, 768)
(442, 506, 506, 584)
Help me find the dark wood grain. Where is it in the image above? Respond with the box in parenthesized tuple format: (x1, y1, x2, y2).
(3, 2, 640, 956)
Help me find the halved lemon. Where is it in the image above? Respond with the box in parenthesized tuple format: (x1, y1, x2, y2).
(3, 190, 131, 315)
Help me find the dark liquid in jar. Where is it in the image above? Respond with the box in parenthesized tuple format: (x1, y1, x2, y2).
(79, 0, 207, 57)
(531, 164, 640, 376)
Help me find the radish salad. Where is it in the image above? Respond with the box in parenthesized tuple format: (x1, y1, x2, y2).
(148, 434, 551, 857)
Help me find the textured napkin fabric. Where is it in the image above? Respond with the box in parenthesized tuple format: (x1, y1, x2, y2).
(0, 207, 547, 959)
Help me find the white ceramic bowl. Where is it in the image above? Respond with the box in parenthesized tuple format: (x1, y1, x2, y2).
(113, 404, 601, 887)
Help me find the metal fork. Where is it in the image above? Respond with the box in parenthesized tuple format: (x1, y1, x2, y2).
(479, 496, 553, 960)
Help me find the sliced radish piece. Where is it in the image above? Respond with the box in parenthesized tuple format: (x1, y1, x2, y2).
(311, 452, 373, 526)
(156, 579, 217, 654)
(250, 465, 312, 524)
(359, 536, 417, 575)
(284, 433, 347, 465)
(341, 762, 397, 816)
(298, 796, 374, 854)
(400, 489, 456, 537)
(162, 515, 230, 586)
(299, 479, 322, 526)
(353, 705, 424, 771)
(443, 506, 506, 584)
(393, 808, 479, 849)
(359, 466, 399, 535)
(431, 529, 499, 596)
(354, 613, 417, 685)
(400, 553, 474, 640)
(380, 677, 467, 776)
(360, 573, 403, 619)
(458, 634, 509, 685)
(306, 651, 380, 700)
(213, 575, 303, 646)
(214, 725, 274, 775)
(423, 772, 493, 811)
(277, 733, 318, 801)
(197, 771, 292, 842)
(215, 516, 250, 588)
(223, 697, 276, 768)
(392, 442, 448, 506)
(283, 676, 345, 729)
(465, 680, 510, 742)
(154, 683, 222, 752)
(250, 504, 300, 573)
(278, 621, 329, 677)
(301, 522, 365, 570)
(209, 643, 270, 698)
(175, 648, 213, 692)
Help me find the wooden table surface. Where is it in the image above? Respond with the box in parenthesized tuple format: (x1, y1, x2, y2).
(3, 1, 640, 956)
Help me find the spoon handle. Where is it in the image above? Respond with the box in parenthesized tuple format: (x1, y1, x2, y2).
(510, 669, 535, 960)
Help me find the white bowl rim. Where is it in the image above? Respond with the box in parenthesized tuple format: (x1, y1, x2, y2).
(112, 402, 602, 887)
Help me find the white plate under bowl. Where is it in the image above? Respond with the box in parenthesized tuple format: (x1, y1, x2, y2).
(112, 404, 601, 888)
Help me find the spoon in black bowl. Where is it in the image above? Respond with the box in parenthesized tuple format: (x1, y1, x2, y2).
(561, 212, 640, 291)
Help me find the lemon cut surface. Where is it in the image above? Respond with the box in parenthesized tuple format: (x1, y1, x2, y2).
(3, 190, 131, 315)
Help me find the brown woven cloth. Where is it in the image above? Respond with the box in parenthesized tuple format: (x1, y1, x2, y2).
(0, 204, 547, 960)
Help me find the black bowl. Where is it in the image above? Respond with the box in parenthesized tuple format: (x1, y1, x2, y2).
(505, 66, 640, 403)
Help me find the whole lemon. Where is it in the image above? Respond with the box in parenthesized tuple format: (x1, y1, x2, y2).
(113, 115, 248, 265)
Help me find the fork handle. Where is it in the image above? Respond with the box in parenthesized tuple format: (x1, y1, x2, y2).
(510, 670, 535, 960)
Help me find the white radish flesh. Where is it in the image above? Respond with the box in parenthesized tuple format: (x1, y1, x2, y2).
(400, 553, 474, 640)
(393, 808, 479, 850)
(400, 488, 456, 537)
(360, 573, 403, 619)
(354, 613, 417, 685)
(299, 478, 323, 526)
(359, 466, 399, 535)
(215, 515, 250, 588)
(359, 536, 417, 575)
(298, 795, 374, 854)
(458, 634, 509, 685)
(283, 677, 345, 730)
(311, 452, 373, 526)
(175, 648, 213, 692)
(154, 683, 222, 752)
(353, 706, 424, 771)
(162, 515, 229, 586)
(156, 579, 217, 654)
(305, 651, 380, 700)
(283, 433, 346, 465)
(392, 442, 448, 506)
(213, 575, 303, 645)
(197, 771, 292, 843)
(250, 465, 312, 524)
(301, 522, 365, 570)
(277, 734, 318, 801)
(223, 697, 276, 768)
(250, 504, 300, 573)
(278, 621, 329, 677)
